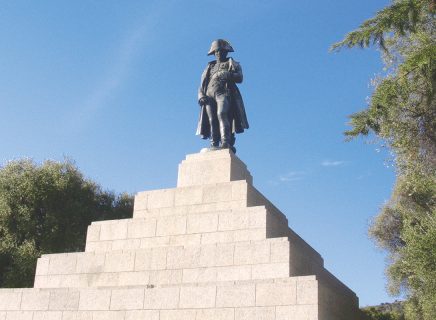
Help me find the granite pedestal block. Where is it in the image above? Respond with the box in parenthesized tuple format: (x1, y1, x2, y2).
(0, 149, 360, 320)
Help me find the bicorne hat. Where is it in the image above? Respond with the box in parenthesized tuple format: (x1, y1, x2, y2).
(207, 39, 234, 56)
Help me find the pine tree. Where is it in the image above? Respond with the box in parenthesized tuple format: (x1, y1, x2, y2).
(332, 1, 436, 319)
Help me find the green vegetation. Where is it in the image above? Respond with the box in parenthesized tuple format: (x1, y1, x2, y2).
(0, 159, 133, 288)
(361, 301, 405, 320)
(332, 1, 435, 319)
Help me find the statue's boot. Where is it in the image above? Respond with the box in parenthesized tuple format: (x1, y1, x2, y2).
(219, 122, 231, 149)
(229, 134, 236, 153)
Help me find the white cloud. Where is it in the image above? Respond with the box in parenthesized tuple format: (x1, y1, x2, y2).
(67, 5, 167, 131)
(75, 22, 150, 121)
(278, 171, 305, 182)
(321, 160, 346, 167)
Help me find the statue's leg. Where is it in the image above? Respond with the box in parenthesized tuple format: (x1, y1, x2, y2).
(216, 95, 231, 148)
(230, 134, 236, 153)
(205, 103, 220, 147)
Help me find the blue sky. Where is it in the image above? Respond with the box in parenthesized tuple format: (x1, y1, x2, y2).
(0, 0, 397, 306)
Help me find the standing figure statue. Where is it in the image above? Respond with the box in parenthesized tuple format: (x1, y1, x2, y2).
(196, 39, 249, 153)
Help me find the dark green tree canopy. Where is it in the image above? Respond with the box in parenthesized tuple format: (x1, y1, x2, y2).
(0, 159, 133, 287)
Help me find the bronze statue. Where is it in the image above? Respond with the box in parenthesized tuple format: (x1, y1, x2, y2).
(196, 39, 249, 153)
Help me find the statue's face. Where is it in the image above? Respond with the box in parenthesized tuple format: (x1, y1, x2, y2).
(214, 49, 227, 62)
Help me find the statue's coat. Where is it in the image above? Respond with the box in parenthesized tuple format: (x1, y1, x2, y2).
(196, 58, 249, 139)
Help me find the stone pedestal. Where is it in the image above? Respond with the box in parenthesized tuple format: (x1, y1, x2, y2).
(0, 150, 360, 319)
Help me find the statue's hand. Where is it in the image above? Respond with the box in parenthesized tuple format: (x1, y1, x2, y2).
(217, 71, 231, 80)
(198, 97, 208, 106)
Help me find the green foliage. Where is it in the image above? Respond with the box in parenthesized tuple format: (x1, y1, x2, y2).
(0, 159, 133, 288)
(361, 305, 405, 320)
(333, 1, 436, 319)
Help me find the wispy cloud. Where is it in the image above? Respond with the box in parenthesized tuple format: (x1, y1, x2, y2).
(67, 7, 164, 131)
(321, 160, 346, 167)
(278, 171, 306, 182)
(265, 170, 305, 186)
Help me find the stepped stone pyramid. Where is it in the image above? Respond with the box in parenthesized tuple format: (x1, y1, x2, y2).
(0, 150, 360, 319)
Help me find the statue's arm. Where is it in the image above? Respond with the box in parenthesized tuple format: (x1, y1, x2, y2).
(198, 66, 209, 104)
(229, 60, 243, 83)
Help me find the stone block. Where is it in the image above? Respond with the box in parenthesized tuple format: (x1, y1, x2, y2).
(149, 270, 182, 285)
(235, 307, 275, 320)
(218, 212, 249, 231)
(61, 311, 93, 320)
(255, 281, 297, 306)
(48, 254, 76, 275)
(118, 272, 149, 286)
(21, 291, 50, 310)
(75, 253, 105, 274)
(216, 266, 252, 281)
(147, 189, 175, 209)
(5, 311, 33, 320)
(35, 257, 50, 276)
(111, 239, 141, 251)
(270, 240, 290, 263)
(200, 231, 235, 245)
(200, 244, 234, 267)
(34, 275, 61, 289)
(196, 308, 235, 320)
(169, 234, 201, 246)
(49, 290, 80, 310)
(0, 291, 21, 310)
(160, 310, 197, 320)
(103, 252, 134, 272)
(233, 229, 266, 242)
(179, 286, 216, 308)
(143, 287, 180, 309)
(85, 241, 112, 253)
(276, 305, 318, 320)
(125, 310, 159, 320)
(216, 284, 255, 307)
(133, 193, 147, 211)
(110, 288, 144, 310)
(32, 311, 62, 320)
(135, 248, 167, 271)
(85, 225, 100, 242)
(182, 268, 217, 283)
(297, 279, 318, 305)
(252, 263, 289, 280)
(231, 181, 249, 200)
(92, 311, 125, 320)
(234, 242, 270, 265)
(167, 246, 201, 269)
(87, 273, 119, 287)
(127, 219, 156, 238)
(99, 221, 127, 241)
(59, 275, 89, 288)
(177, 150, 253, 187)
(219, 210, 268, 232)
(249, 211, 268, 229)
(140, 236, 170, 248)
(174, 186, 203, 206)
(156, 216, 186, 236)
(78, 289, 111, 310)
(187, 213, 218, 233)
(202, 184, 233, 203)
(185, 201, 246, 214)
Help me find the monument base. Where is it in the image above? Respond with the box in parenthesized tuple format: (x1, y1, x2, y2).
(0, 150, 360, 320)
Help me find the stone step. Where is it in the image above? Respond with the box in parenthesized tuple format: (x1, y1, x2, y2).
(1, 275, 359, 320)
(34, 238, 294, 288)
(133, 180, 249, 218)
(132, 180, 287, 222)
(177, 149, 253, 187)
(85, 206, 290, 252)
